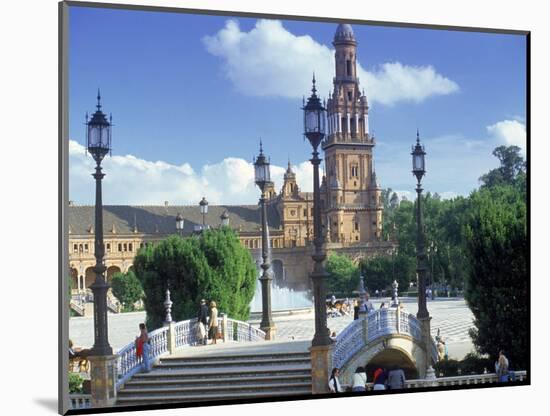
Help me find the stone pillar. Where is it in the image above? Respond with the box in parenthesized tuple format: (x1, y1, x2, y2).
(346, 113, 351, 135)
(310, 343, 333, 394)
(419, 316, 432, 379)
(164, 321, 176, 354)
(89, 355, 117, 408)
(221, 313, 228, 342)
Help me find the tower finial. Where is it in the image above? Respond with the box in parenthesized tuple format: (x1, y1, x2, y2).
(96, 88, 102, 110)
(259, 138, 263, 154)
(416, 128, 420, 144)
(311, 72, 317, 95)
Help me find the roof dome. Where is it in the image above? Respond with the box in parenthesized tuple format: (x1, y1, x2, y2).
(334, 24, 355, 42)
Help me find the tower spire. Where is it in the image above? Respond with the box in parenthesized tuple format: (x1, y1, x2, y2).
(311, 72, 317, 96)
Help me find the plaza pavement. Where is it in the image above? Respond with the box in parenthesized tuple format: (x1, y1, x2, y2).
(69, 297, 475, 359)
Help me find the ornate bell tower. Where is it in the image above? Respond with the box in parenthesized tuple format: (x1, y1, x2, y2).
(323, 24, 382, 244)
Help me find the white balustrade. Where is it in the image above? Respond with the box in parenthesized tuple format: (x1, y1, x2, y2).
(332, 318, 365, 370)
(69, 394, 91, 409)
(342, 370, 527, 392)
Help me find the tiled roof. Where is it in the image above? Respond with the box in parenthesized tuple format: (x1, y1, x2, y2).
(68, 204, 282, 236)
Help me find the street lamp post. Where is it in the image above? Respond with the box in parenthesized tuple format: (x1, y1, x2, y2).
(85, 90, 117, 407)
(303, 75, 331, 348)
(254, 142, 275, 340)
(175, 213, 184, 237)
(412, 130, 429, 319)
(199, 197, 208, 229)
(412, 130, 433, 378)
(303, 75, 332, 393)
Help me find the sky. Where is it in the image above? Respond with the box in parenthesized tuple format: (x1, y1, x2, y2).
(68, 6, 527, 205)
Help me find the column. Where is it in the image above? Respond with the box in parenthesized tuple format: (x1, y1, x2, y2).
(346, 113, 351, 135)
(338, 113, 342, 133)
(355, 112, 359, 135)
(364, 113, 369, 135)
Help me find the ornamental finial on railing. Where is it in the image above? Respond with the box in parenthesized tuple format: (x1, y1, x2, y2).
(391, 279, 399, 307)
(164, 288, 173, 323)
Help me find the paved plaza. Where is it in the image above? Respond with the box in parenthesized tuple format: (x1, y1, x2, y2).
(69, 297, 475, 359)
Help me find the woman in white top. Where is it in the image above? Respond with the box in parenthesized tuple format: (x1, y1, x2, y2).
(328, 368, 342, 393)
(352, 366, 367, 392)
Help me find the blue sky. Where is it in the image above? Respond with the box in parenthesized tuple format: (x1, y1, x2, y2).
(68, 5, 526, 205)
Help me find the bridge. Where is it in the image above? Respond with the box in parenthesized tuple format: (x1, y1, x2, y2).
(332, 306, 438, 383)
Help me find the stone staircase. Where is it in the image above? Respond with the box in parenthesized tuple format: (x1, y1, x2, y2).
(117, 348, 312, 405)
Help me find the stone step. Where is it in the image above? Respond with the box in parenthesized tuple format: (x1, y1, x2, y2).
(118, 380, 312, 396)
(131, 365, 311, 380)
(116, 388, 312, 405)
(125, 374, 311, 387)
(155, 356, 310, 369)
(161, 351, 311, 363)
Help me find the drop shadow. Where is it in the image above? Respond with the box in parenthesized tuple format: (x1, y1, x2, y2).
(34, 397, 58, 413)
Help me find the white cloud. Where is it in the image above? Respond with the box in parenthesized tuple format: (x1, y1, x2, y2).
(203, 19, 459, 106)
(360, 63, 459, 106)
(69, 140, 312, 205)
(486, 119, 526, 154)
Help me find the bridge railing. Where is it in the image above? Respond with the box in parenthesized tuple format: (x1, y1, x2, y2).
(116, 325, 170, 390)
(341, 370, 528, 391)
(333, 307, 437, 372)
(367, 308, 423, 343)
(332, 318, 366, 370)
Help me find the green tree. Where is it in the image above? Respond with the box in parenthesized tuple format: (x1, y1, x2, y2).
(134, 228, 257, 330)
(111, 271, 144, 312)
(463, 181, 527, 369)
(479, 145, 526, 188)
(325, 253, 359, 295)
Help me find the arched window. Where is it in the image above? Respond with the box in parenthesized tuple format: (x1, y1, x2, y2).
(129, 243, 133, 252)
(106, 243, 111, 252)
(79, 244, 83, 253)
(346, 59, 351, 76)
(123, 243, 127, 252)
(73, 244, 78, 253)
(84, 243, 89, 253)
(118, 243, 122, 252)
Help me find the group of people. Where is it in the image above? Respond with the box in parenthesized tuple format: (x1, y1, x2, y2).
(197, 299, 219, 345)
(329, 365, 407, 393)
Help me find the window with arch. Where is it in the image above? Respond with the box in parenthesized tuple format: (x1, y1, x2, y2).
(118, 243, 122, 252)
(351, 165, 359, 177)
(107, 243, 111, 252)
(79, 244, 83, 253)
(73, 244, 78, 253)
(123, 243, 127, 252)
(84, 243, 89, 253)
(346, 59, 351, 76)
(129, 243, 133, 252)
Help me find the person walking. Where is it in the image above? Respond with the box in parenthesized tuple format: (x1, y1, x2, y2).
(135, 323, 151, 372)
(197, 299, 209, 345)
(372, 367, 388, 390)
(495, 350, 509, 382)
(351, 367, 367, 392)
(387, 367, 406, 390)
(328, 368, 342, 393)
(208, 301, 219, 345)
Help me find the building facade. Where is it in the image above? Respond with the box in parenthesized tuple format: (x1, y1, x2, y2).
(68, 24, 393, 294)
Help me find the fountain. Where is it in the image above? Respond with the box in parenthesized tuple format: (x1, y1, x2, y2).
(249, 221, 313, 314)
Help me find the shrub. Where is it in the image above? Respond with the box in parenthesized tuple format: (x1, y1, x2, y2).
(68, 373, 84, 394)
